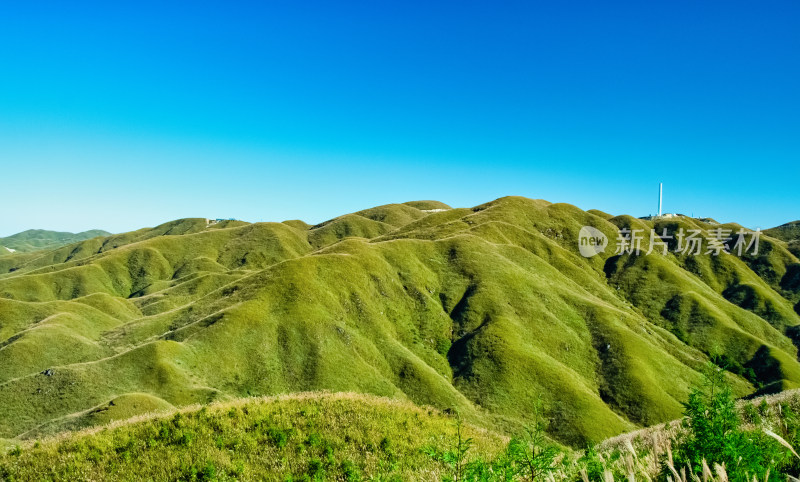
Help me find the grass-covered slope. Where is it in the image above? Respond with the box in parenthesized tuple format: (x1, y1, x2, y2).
(0, 392, 508, 481)
(0, 229, 110, 256)
(4, 382, 800, 481)
(0, 198, 798, 448)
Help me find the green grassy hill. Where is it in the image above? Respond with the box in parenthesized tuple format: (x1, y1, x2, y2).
(0, 229, 110, 256)
(0, 197, 798, 450)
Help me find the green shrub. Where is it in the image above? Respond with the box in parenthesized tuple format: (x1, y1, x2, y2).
(671, 364, 787, 481)
(339, 460, 361, 481)
(200, 461, 217, 481)
(576, 446, 605, 481)
(424, 413, 474, 482)
(307, 457, 324, 479)
(741, 402, 761, 425)
(506, 407, 560, 481)
(267, 427, 292, 449)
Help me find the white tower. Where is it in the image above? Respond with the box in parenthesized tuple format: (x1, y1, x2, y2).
(658, 182, 663, 217)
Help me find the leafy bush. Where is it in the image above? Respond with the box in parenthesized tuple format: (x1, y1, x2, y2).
(505, 410, 560, 481)
(426, 407, 563, 481)
(671, 364, 787, 481)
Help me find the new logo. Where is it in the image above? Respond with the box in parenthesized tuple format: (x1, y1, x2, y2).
(578, 226, 608, 258)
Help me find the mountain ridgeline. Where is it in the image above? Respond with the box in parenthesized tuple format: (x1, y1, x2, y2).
(0, 197, 798, 447)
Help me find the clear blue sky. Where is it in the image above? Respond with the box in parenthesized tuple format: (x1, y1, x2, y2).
(1, 0, 798, 236)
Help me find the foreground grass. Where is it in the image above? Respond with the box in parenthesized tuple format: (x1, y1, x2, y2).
(6, 383, 800, 481)
(0, 392, 507, 481)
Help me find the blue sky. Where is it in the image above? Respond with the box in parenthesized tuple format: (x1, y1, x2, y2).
(1, 0, 798, 236)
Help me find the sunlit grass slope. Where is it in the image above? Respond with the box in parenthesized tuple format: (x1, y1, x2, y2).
(0, 197, 798, 447)
(0, 392, 507, 481)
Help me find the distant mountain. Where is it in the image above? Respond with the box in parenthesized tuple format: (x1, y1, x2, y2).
(0, 229, 110, 255)
(765, 221, 800, 240)
(0, 198, 798, 448)
(766, 221, 800, 258)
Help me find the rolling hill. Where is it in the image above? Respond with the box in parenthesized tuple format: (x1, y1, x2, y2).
(0, 229, 110, 256)
(0, 197, 798, 451)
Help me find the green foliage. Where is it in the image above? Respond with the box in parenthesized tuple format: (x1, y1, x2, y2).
(425, 406, 564, 482)
(506, 426, 560, 480)
(424, 413, 475, 482)
(672, 364, 787, 481)
(447, 414, 474, 482)
(575, 446, 605, 481)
